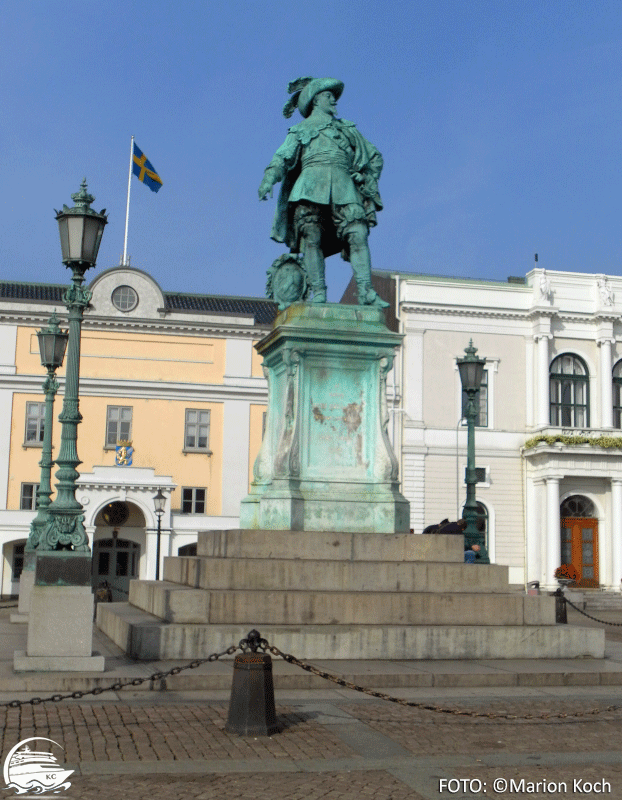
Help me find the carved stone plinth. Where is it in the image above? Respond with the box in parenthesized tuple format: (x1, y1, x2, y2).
(240, 303, 409, 533)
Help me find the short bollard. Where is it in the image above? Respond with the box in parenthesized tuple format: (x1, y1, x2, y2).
(225, 630, 280, 736)
(554, 588, 568, 624)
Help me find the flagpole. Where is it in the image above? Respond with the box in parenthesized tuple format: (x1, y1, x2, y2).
(122, 135, 134, 266)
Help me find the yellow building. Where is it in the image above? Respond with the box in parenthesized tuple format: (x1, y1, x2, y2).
(0, 267, 273, 598)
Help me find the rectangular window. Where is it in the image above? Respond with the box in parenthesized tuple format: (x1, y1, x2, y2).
(25, 402, 45, 444)
(106, 406, 132, 447)
(116, 551, 129, 577)
(98, 551, 110, 576)
(181, 487, 206, 514)
(12, 543, 25, 581)
(184, 409, 211, 451)
(20, 483, 40, 510)
(461, 370, 488, 427)
(550, 378, 588, 427)
(614, 381, 622, 428)
(464, 467, 487, 484)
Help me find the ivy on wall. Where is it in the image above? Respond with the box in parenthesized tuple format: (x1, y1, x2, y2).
(524, 434, 622, 450)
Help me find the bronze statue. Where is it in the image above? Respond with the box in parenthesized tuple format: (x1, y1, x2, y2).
(259, 77, 389, 308)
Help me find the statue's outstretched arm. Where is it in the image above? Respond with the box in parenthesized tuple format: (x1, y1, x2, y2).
(258, 134, 299, 200)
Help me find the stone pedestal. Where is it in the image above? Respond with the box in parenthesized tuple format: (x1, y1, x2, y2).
(240, 304, 409, 533)
(11, 555, 35, 623)
(14, 554, 104, 672)
(97, 528, 605, 661)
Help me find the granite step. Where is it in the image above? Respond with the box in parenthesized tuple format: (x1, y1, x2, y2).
(197, 529, 463, 563)
(582, 592, 622, 611)
(163, 555, 510, 594)
(127, 580, 555, 627)
(96, 602, 604, 662)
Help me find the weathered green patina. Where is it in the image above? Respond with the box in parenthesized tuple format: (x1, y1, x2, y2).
(23, 314, 68, 583)
(240, 304, 410, 533)
(259, 77, 389, 309)
(36, 182, 107, 562)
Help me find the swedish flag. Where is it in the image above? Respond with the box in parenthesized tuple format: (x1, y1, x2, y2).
(132, 142, 163, 192)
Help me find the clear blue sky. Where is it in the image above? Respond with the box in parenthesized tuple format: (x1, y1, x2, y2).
(2, 0, 621, 301)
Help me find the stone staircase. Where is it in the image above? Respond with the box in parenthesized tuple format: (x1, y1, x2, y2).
(97, 529, 604, 661)
(581, 591, 622, 612)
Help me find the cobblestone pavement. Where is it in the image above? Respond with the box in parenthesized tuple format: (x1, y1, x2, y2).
(0, 704, 356, 763)
(2, 604, 622, 798)
(0, 696, 620, 799)
(67, 771, 425, 800)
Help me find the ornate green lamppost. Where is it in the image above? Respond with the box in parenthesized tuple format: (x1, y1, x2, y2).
(457, 340, 490, 563)
(37, 180, 107, 555)
(14, 182, 107, 672)
(25, 314, 69, 553)
(15, 314, 69, 619)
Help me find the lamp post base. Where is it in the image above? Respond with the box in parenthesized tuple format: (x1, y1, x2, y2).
(15, 583, 104, 672)
(11, 560, 35, 623)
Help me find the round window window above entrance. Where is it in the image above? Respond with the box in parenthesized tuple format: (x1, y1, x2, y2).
(101, 501, 130, 526)
(560, 495, 595, 518)
(111, 285, 138, 312)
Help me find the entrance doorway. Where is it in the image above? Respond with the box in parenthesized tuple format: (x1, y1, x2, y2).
(92, 500, 145, 601)
(560, 495, 599, 588)
(92, 536, 140, 601)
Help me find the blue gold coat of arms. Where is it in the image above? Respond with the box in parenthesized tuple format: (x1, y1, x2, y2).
(115, 442, 133, 466)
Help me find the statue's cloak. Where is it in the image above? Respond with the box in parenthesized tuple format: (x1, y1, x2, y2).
(266, 118, 383, 257)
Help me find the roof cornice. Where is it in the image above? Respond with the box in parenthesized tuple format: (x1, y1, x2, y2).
(400, 304, 527, 321)
(0, 308, 270, 338)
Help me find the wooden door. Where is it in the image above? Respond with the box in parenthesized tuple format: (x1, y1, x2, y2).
(560, 518, 599, 588)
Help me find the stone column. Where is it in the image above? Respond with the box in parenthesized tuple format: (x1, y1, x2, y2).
(545, 476, 561, 588)
(598, 337, 614, 429)
(145, 528, 158, 580)
(535, 334, 551, 428)
(525, 477, 542, 586)
(611, 479, 622, 592)
(403, 328, 424, 424)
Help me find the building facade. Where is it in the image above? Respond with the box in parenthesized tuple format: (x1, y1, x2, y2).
(5, 262, 622, 598)
(359, 267, 622, 590)
(0, 267, 274, 598)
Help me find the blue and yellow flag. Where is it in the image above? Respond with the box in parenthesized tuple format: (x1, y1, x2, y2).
(132, 142, 163, 192)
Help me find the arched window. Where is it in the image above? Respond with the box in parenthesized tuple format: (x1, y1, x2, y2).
(560, 495, 595, 518)
(613, 361, 622, 428)
(549, 354, 589, 427)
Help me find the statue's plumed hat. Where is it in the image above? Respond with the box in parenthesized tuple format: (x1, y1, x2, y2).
(283, 77, 344, 119)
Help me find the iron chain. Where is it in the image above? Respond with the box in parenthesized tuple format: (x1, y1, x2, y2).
(262, 640, 622, 722)
(564, 595, 622, 626)
(0, 643, 240, 709)
(2, 631, 621, 722)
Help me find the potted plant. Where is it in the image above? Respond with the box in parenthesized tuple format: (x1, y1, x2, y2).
(554, 564, 577, 587)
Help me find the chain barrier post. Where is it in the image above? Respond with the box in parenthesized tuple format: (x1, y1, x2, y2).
(225, 629, 280, 736)
(554, 588, 568, 623)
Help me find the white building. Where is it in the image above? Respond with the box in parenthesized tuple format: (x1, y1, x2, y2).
(353, 266, 622, 590)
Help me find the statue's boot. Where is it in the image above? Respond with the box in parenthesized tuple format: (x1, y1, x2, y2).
(350, 247, 390, 309)
(358, 284, 390, 308)
(304, 247, 327, 303)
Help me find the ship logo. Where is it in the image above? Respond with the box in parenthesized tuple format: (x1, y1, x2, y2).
(3, 737, 73, 794)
